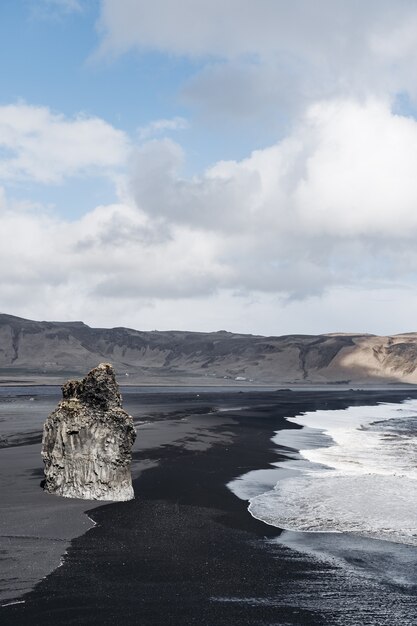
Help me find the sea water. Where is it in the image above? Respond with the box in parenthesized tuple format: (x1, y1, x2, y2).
(229, 399, 417, 546)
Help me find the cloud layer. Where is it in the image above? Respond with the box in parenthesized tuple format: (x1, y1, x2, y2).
(2, 2, 417, 334)
(0, 104, 129, 183)
(97, 1, 417, 110)
(98, 0, 404, 60)
(2, 95, 417, 332)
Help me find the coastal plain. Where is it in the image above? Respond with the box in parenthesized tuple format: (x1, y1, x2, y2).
(1, 386, 417, 625)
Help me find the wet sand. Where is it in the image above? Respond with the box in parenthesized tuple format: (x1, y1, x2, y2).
(1, 387, 417, 624)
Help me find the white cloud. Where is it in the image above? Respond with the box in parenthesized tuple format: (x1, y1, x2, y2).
(2, 3, 417, 335)
(0, 104, 129, 184)
(138, 117, 189, 141)
(113, 287, 417, 336)
(97, 0, 388, 59)
(292, 99, 417, 236)
(131, 98, 417, 238)
(3, 96, 417, 333)
(96, 1, 417, 125)
(124, 97, 417, 308)
(0, 198, 227, 300)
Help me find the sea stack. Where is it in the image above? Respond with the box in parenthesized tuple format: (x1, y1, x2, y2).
(42, 363, 136, 501)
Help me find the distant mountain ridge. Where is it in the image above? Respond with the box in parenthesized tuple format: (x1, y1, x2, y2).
(1, 313, 417, 385)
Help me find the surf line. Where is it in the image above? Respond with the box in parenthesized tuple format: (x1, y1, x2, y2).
(1, 600, 26, 608)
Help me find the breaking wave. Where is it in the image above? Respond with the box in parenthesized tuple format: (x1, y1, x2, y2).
(233, 400, 417, 546)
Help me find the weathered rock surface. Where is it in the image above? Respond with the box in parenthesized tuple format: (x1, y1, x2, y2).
(42, 363, 136, 501)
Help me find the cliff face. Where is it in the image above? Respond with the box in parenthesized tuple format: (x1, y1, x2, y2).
(42, 363, 136, 501)
(1, 313, 417, 384)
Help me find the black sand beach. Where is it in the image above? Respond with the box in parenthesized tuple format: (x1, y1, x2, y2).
(2, 387, 417, 625)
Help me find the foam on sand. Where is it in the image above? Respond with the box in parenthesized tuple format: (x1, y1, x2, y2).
(234, 400, 417, 546)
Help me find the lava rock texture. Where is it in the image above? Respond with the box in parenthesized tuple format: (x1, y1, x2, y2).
(42, 363, 136, 501)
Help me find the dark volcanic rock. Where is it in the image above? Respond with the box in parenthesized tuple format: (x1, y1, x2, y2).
(42, 363, 136, 501)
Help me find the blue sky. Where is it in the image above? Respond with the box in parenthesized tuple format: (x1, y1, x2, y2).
(0, 1, 199, 214)
(1, 2, 190, 126)
(0, 1, 279, 217)
(2, 0, 417, 334)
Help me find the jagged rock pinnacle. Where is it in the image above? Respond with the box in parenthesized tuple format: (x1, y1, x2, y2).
(42, 363, 136, 501)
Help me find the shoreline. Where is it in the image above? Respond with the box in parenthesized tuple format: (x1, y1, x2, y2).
(2, 388, 417, 624)
(232, 398, 417, 557)
(1, 377, 417, 389)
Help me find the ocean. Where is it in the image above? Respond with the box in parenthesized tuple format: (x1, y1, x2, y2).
(229, 398, 417, 603)
(248, 400, 417, 544)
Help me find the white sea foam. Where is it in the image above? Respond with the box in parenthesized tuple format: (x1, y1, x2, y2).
(1, 600, 25, 608)
(240, 399, 417, 546)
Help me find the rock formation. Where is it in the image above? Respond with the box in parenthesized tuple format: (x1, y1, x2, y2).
(5, 313, 417, 385)
(42, 363, 136, 501)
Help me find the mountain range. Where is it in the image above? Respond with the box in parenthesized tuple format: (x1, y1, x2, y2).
(1, 313, 417, 385)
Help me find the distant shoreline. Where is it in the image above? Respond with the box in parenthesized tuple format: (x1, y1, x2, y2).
(1, 377, 417, 390)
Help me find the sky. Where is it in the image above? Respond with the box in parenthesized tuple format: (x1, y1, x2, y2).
(2, 0, 417, 335)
